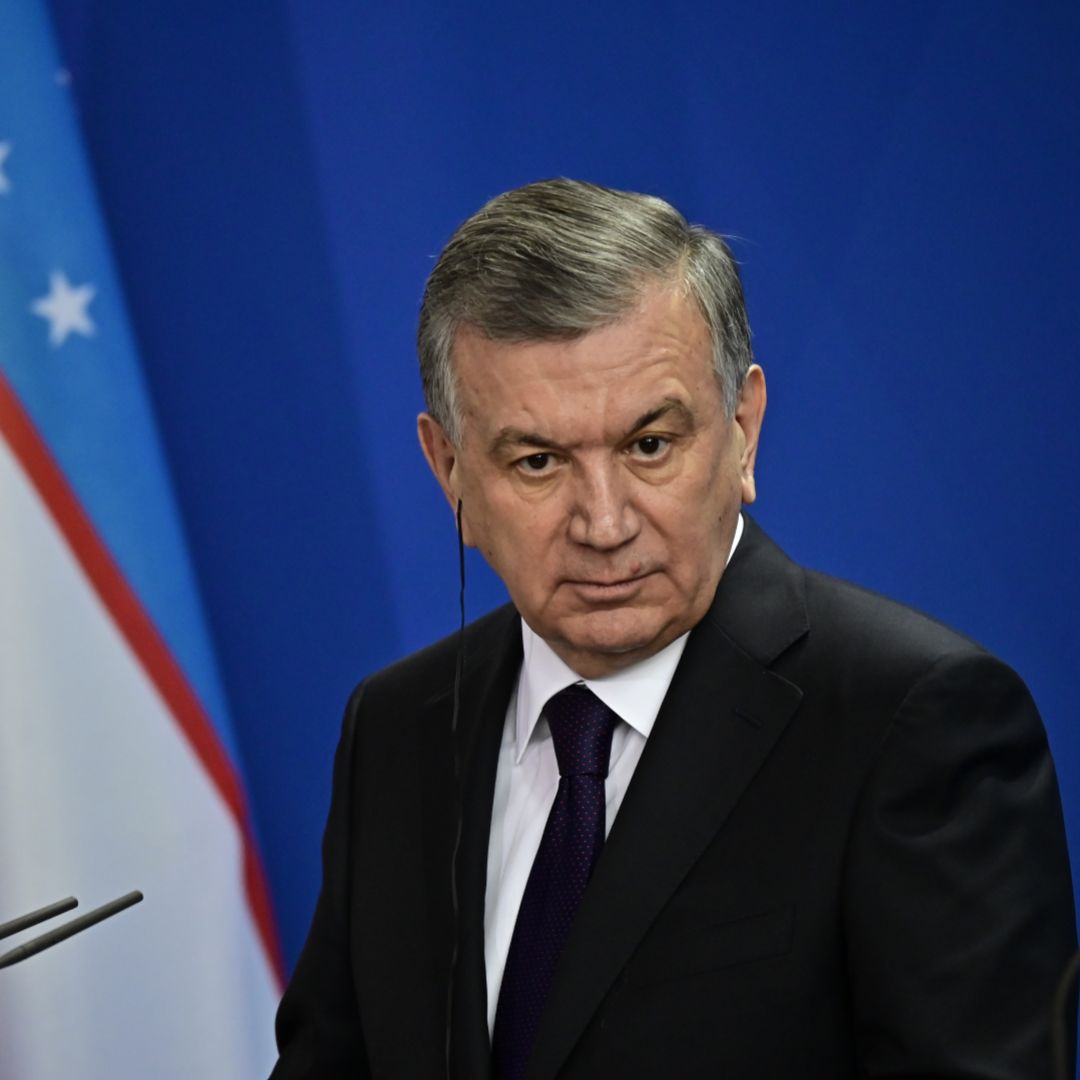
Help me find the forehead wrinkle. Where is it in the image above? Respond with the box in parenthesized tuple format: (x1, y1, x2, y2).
(489, 425, 572, 455)
(488, 394, 695, 458)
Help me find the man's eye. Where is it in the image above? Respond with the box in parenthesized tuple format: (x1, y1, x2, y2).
(518, 453, 553, 473)
(632, 435, 670, 458)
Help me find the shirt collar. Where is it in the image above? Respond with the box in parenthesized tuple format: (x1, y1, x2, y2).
(513, 513, 744, 762)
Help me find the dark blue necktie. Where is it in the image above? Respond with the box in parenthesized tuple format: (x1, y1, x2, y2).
(491, 684, 619, 1080)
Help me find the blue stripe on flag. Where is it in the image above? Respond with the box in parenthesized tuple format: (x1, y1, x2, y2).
(0, 0, 238, 763)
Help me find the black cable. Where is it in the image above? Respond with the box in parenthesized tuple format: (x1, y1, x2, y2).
(445, 498, 466, 1079)
(1052, 948, 1080, 1080)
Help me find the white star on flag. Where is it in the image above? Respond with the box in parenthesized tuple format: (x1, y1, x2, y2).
(0, 142, 11, 193)
(31, 270, 97, 346)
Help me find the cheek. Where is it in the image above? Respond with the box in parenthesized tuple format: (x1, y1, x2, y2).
(646, 469, 739, 567)
(468, 487, 560, 573)
(648, 477, 729, 539)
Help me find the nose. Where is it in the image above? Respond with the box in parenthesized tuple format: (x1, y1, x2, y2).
(566, 459, 641, 551)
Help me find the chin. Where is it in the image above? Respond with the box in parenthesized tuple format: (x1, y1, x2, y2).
(559, 609, 671, 661)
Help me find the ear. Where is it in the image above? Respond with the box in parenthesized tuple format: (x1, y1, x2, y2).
(418, 412, 479, 547)
(733, 364, 766, 505)
(417, 412, 461, 507)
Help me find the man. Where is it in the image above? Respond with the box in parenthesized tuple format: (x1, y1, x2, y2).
(271, 179, 1076, 1078)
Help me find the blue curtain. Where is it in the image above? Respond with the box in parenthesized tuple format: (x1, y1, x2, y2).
(48, 0, 1080, 976)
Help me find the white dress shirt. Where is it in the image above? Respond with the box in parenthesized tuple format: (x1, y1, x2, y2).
(482, 514, 744, 1032)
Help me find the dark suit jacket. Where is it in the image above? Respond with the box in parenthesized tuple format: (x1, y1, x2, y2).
(271, 517, 1076, 1078)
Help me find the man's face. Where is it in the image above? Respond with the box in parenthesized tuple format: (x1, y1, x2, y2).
(418, 285, 766, 678)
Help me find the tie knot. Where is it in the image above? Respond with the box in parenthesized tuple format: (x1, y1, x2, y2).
(543, 684, 619, 779)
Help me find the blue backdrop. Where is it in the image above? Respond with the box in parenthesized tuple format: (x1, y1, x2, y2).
(48, 0, 1079, 976)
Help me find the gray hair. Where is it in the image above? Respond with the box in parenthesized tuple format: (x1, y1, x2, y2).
(417, 178, 752, 445)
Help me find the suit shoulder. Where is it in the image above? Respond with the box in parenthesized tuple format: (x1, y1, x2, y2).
(783, 567, 1034, 722)
(777, 566, 1047, 790)
(721, 518, 995, 683)
(801, 566, 987, 667)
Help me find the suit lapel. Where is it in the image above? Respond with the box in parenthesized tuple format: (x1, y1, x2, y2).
(446, 607, 523, 1080)
(527, 517, 809, 1080)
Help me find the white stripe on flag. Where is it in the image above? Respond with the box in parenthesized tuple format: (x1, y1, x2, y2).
(0, 435, 279, 1077)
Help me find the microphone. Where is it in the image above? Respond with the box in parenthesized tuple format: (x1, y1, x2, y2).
(0, 890, 143, 970)
(0, 895, 78, 941)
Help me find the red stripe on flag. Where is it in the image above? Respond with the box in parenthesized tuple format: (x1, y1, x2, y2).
(0, 371, 285, 989)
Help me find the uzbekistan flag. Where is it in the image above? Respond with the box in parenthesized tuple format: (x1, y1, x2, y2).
(0, 3, 282, 1076)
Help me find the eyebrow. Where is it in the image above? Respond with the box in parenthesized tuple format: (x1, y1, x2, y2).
(630, 398, 694, 435)
(488, 397, 695, 456)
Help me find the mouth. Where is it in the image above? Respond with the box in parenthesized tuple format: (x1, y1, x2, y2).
(564, 570, 656, 604)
